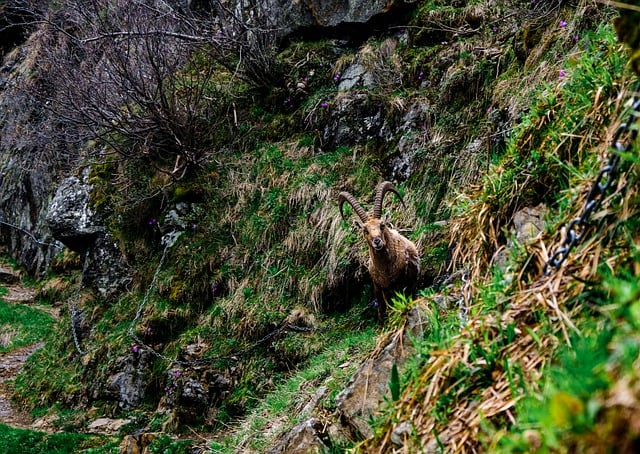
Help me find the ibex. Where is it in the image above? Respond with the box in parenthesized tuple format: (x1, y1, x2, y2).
(338, 181, 420, 320)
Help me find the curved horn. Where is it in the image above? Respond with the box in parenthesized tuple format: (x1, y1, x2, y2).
(338, 191, 369, 223)
(373, 181, 405, 219)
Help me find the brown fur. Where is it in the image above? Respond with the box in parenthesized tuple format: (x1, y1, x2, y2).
(338, 182, 420, 320)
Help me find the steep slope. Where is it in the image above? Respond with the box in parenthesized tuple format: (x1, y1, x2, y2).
(0, 0, 639, 452)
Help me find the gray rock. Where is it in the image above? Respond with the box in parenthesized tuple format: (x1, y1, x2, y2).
(86, 417, 132, 434)
(267, 418, 328, 454)
(492, 204, 548, 270)
(0, 33, 77, 277)
(322, 93, 393, 147)
(46, 171, 130, 296)
(46, 173, 101, 251)
(338, 63, 374, 91)
(335, 304, 428, 439)
(391, 420, 413, 447)
(263, 0, 402, 32)
(162, 366, 232, 426)
(105, 350, 152, 409)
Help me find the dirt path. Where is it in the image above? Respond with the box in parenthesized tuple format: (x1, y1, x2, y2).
(0, 262, 51, 430)
(0, 343, 44, 429)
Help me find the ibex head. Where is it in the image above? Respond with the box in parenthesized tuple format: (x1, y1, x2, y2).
(338, 181, 406, 252)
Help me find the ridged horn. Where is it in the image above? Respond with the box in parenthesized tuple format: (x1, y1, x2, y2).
(373, 181, 405, 219)
(338, 191, 369, 223)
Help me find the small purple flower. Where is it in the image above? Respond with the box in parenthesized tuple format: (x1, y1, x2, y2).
(175, 371, 181, 377)
(559, 69, 566, 79)
(559, 20, 567, 28)
(573, 35, 579, 42)
(373, 300, 379, 307)
(492, 26, 497, 32)
(132, 345, 139, 353)
(320, 102, 329, 109)
(164, 387, 170, 392)
(148, 218, 157, 226)
(418, 71, 424, 80)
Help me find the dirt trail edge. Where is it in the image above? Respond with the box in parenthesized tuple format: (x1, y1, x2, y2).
(0, 262, 50, 431)
(0, 343, 45, 430)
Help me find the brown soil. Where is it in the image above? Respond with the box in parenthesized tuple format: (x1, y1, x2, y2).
(0, 343, 43, 429)
(0, 261, 53, 430)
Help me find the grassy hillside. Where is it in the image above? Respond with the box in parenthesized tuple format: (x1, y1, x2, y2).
(3, 0, 640, 452)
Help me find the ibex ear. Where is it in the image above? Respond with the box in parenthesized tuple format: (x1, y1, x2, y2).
(353, 220, 363, 230)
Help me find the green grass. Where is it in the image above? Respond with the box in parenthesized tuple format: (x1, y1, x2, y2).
(0, 424, 117, 454)
(215, 325, 377, 452)
(0, 292, 55, 353)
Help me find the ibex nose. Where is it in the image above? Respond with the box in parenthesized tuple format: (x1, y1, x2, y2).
(373, 237, 383, 250)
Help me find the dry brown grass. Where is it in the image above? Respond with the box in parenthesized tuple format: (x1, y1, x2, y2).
(363, 123, 639, 454)
(0, 325, 18, 349)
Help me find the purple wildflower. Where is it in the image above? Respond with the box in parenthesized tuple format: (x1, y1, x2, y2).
(559, 69, 566, 79)
(559, 20, 567, 28)
(132, 345, 139, 353)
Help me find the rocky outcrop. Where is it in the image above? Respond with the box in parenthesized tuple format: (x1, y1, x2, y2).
(161, 365, 232, 426)
(322, 92, 394, 147)
(268, 302, 429, 451)
(46, 171, 130, 297)
(105, 350, 153, 410)
(335, 304, 427, 439)
(267, 418, 328, 454)
(265, 0, 406, 33)
(0, 32, 70, 277)
(46, 172, 101, 252)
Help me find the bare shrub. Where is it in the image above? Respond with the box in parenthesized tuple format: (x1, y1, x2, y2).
(5, 0, 280, 177)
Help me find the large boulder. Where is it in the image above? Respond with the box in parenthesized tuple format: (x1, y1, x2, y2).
(268, 0, 404, 31)
(46, 171, 130, 296)
(46, 172, 101, 252)
(215, 0, 409, 37)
